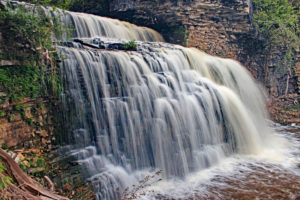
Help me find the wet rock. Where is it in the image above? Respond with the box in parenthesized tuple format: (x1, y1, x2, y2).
(107, 43, 125, 50)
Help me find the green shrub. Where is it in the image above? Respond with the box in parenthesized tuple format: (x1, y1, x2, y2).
(13, 104, 28, 111)
(25, 118, 33, 125)
(0, 111, 5, 117)
(0, 163, 5, 174)
(0, 5, 63, 100)
(123, 40, 137, 50)
(252, 0, 299, 70)
(293, 105, 299, 110)
(22, 0, 106, 13)
(284, 106, 291, 111)
(8, 115, 14, 122)
(36, 157, 46, 167)
(0, 162, 13, 190)
(0, 6, 53, 62)
(19, 163, 28, 173)
(0, 66, 41, 102)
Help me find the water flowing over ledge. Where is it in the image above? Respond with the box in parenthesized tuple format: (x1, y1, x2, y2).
(58, 39, 278, 199)
(1, 0, 164, 42)
(2, 1, 299, 199)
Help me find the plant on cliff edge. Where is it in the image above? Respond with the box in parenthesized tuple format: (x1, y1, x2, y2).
(252, 0, 299, 95)
(0, 6, 53, 62)
(0, 162, 13, 190)
(123, 40, 137, 50)
(0, 66, 41, 102)
(0, 5, 63, 101)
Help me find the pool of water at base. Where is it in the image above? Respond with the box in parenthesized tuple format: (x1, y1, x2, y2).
(140, 125, 300, 200)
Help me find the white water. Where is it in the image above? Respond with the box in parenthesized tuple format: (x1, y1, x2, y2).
(51, 9, 300, 200)
(3, 1, 299, 198)
(1, 0, 163, 42)
(144, 125, 300, 199)
(58, 38, 296, 199)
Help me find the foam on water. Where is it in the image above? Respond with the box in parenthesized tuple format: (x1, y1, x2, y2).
(2, 1, 298, 198)
(141, 126, 300, 199)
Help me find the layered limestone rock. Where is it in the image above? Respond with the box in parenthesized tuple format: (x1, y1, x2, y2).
(108, 0, 298, 97)
(110, 0, 252, 55)
(0, 98, 55, 148)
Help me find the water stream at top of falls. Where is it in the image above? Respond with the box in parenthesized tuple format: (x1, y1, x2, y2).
(2, 1, 299, 199)
(1, 0, 163, 42)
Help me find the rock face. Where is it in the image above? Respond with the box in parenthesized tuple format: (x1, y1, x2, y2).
(267, 94, 300, 125)
(111, 0, 252, 55)
(108, 0, 298, 96)
(0, 98, 56, 148)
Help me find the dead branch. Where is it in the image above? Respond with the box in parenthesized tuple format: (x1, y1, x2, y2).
(44, 176, 54, 192)
(0, 148, 68, 200)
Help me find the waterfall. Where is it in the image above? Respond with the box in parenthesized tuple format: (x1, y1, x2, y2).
(47, 9, 164, 41)
(1, 1, 276, 199)
(51, 7, 275, 200)
(59, 38, 273, 198)
(1, 0, 163, 41)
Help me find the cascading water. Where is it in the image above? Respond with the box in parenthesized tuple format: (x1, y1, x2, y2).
(47, 8, 283, 198)
(2, 1, 299, 199)
(1, 0, 163, 42)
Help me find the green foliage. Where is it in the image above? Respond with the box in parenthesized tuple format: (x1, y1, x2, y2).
(22, 0, 105, 13)
(20, 0, 70, 9)
(0, 111, 5, 117)
(173, 27, 189, 45)
(123, 40, 137, 50)
(36, 157, 46, 167)
(0, 162, 13, 190)
(0, 175, 12, 190)
(0, 6, 53, 62)
(19, 163, 28, 173)
(7, 115, 14, 122)
(0, 66, 41, 102)
(25, 117, 33, 125)
(252, 0, 299, 69)
(0, 163, 5, 174)
(0, 5, 63, 102)
(285, 105, 300, 111)
(285, 106, 291, 111)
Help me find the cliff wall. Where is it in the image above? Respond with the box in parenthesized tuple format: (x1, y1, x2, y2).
(0, 97, 55, 149)
(107, 0, 298, 97)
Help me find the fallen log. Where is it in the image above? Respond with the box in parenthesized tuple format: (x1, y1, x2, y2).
(0, 148, 68, 200)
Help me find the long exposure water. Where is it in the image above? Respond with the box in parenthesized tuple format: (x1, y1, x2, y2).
(144, 125, 300, 199)
(53, 8, 299, 200)
(2, 1, 299, 199)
